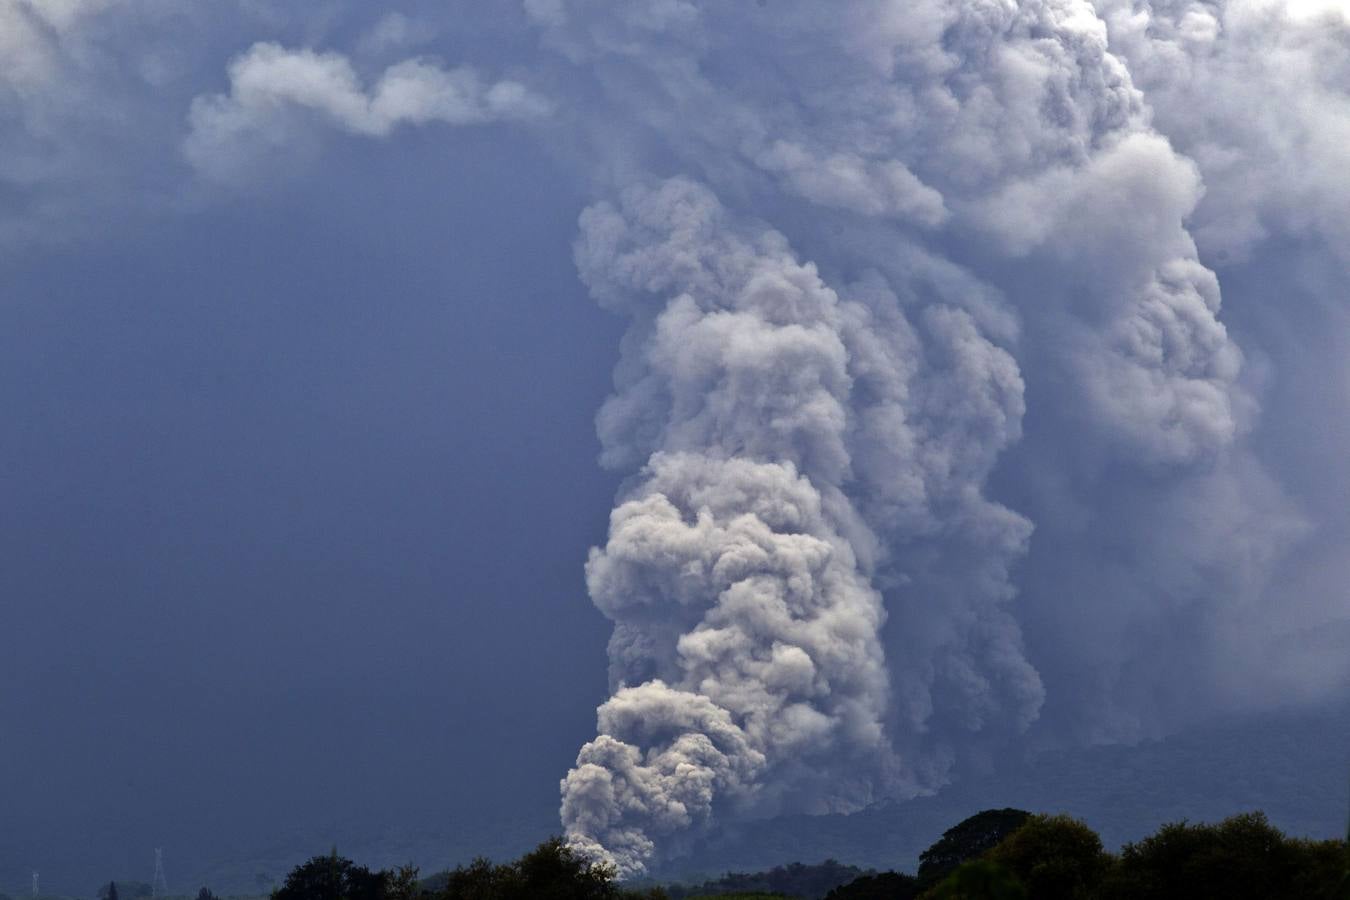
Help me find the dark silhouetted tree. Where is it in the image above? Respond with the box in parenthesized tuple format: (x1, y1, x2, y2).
(824, 870, 920, 899)
(196, 888, 218, 900)
(917, 809, 1032, 888)
(1096, 811, 1345, 900)
(983, 814, 1109, 900)
(273, 850, 387, 900)
(438, 838, 666, 900)
(922, 860, 1026, 900)
(666, 860, 861, 899)
(99, 883, 150, 900)
(383, 865, 419, 900)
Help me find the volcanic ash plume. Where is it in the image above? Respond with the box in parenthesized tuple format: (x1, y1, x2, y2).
(562, 454, 887, 873)
(547, 0, 1342, 877)
(558, 178, 1036, 875)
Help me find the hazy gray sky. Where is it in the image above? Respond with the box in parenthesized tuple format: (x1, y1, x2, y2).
(2, 0, 1349, 888)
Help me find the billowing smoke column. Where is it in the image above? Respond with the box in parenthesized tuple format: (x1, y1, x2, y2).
(558, 179, 1033, 873)
(535, 0, 1350, 875)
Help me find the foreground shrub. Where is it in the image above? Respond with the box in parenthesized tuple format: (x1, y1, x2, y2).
(984, 814, 1109, 900)
(439, 838, 666, 900)
(824, 871, 920, 899)
(921, 860, 1026, 900)
(916, 809, 1031, 888)
(1096, 811, 1346, 900)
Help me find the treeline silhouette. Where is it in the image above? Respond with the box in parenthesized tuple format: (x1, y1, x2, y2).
(821, 809, 1349, 899)
(184, 807, 1348, 900)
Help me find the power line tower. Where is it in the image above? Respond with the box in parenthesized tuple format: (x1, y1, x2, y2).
(151, 849, 168, 899)
(31, 871, 38, 898)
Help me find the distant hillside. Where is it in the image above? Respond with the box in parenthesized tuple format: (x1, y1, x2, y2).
(655, 702, 1350, 880)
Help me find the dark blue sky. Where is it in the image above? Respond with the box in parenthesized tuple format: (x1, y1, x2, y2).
(0, 130, 623, 888)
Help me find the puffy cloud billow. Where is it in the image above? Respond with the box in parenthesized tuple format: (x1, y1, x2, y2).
(185, 41, 551, 180)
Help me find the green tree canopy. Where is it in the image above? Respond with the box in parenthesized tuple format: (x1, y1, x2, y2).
(824, 870, 920, 899)
(273, 850, 387, 900)
(383, 865, 420, 900)
(984, 814, 1109, 900)
(667, 861, 861, 899)
(438, 837, 665, 900)
(917, 809, 1032, 888)
(1096, 811, 1346, 900)
(922, 860, 1026, 900)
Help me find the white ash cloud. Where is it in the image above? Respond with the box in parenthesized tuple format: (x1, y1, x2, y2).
(572, 450, 890, 875)
(1095, 0, 1350, 264)
(559, 173, 1040, 875)
(542, 0, 1347, 873)
(185, 42, 551, 181)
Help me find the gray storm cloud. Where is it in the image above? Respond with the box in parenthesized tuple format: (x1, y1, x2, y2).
(539, 0, 1350, 875)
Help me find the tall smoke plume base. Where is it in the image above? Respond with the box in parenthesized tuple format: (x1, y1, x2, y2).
(557, 173, 1037, 878)
(541, 0, 1350, 878)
